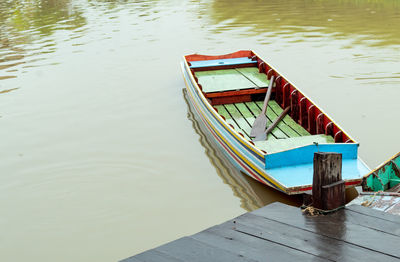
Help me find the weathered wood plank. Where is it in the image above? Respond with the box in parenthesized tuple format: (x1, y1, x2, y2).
(252, 202, 400, 258)
(244, 101, 287, 139)
(268, 100, 311, 136)
(346, 204, 400, 224)
(122, 202, 400, 262)
(156, 237, 257, 262)
(127, 250, 182, 262)
(120, 256, 143, 262)
(321, 180, 346, 210)
(313, 152, 345, 210)
(233, 213, 399, 262)
(191, 222, 327, 261)
(329, 209, 400, 237)
(214, 105, 251, 140)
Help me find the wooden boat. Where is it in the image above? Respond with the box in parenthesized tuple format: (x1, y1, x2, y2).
(349, 152, 400, 216)
(181, 50, 370, 195)
(362, 152, 400, 192)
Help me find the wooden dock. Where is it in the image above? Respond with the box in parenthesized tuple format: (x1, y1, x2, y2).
(121, 202, 400, 262)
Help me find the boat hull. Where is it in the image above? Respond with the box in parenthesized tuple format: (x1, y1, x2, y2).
(181, 51, 369, 195)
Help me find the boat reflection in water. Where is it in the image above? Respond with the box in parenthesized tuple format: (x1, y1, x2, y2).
(183, 89, 303, 211)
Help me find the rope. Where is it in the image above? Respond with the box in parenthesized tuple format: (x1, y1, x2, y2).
(301, 204, 345, 216)
(360, 191, 381, 207)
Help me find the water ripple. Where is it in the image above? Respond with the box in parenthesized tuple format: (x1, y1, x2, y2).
(205, 0, 400, 47)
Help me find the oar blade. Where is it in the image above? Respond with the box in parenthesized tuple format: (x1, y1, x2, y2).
(250, 114, 267, 137)
(253, 131, 267, 142)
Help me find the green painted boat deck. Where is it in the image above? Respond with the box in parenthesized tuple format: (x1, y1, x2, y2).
(254, 135, 334, 154)
(364, 153, 400, 192)
(195, 67, 270, 92)
(215, 100, 336, 154)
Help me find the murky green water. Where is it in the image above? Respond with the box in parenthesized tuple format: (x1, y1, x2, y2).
(1, 0, 399, 261)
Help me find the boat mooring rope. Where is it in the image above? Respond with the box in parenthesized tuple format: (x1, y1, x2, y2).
(301, 204, 345, 216)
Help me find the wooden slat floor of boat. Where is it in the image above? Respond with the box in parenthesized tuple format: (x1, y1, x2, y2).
(224, 104, 254, 138)
(243, 102, 286, 139)
(121, 202, 400, 262)
(255, 100, 310, 137)
(195, 67, 269, 93)
(215, 100, 314, 141)
(215, 103, 275, 140)
(216, 105, 251, 140)
(256, 102, 300, 138)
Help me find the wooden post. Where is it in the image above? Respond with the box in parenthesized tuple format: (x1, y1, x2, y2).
(312, 152, 345, 210)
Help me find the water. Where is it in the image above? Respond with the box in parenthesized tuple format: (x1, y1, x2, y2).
(0, 0, 399, 261)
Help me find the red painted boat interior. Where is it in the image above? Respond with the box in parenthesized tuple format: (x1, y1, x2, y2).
(185, 51, 354, 144)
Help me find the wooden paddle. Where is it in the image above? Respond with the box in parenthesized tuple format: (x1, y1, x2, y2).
(250, 75, 275, 138)
(253, 106, 291, 141)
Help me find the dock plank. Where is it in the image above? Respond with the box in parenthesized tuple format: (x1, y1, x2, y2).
(233, 213, 399, 262)
(129, 250, 183, 262)
(346, 204, 400, 224)
(121, 257, 143, 262)
(156, 237, 257, 262)
(191, 222, 326, 261)
(252, 202, 400, 259)
(329, 208, 400, 237)
(122, 202, 400, 262)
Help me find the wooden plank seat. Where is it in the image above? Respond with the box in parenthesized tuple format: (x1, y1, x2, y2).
(215, 101, 335, 153)
(195, 67, 269, 93)
(189, 57, 257, 69)
(195, 67, 271, 105)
